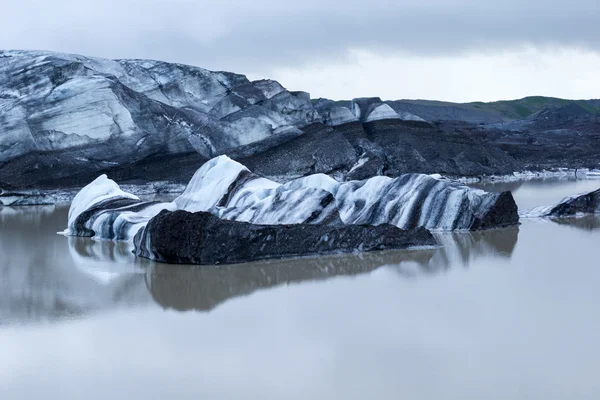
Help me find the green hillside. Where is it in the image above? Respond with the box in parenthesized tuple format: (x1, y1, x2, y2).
(469, 96, 600, 119)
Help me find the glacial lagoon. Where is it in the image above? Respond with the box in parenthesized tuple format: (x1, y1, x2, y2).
(1, 177, 600, 399)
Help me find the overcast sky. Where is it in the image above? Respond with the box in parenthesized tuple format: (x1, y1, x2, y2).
(2, 0, 599, 102)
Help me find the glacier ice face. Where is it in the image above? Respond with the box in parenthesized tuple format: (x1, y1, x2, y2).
(29, 76, 137, 140)
(396, 110, 426, 122)
(350, 97, 425, 123)
(1, 49, 426, 172)
(64, 156, 519, 242)
(0, 50, 456, 199)
(0, 50, 322, 168)
(362, 104, 402, 122)
(252, 79, 286, 99)
(4, 49, 600, 202)
(0, 51, 198, 164)
(321, 107, 360, 126)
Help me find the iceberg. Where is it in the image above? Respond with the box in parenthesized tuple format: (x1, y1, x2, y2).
(520, 188, 600, 218)
(64, 156, 519, 242)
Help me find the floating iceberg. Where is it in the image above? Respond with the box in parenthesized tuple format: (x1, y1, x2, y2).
(64, 156, 519, 243)
(521, 188, 600, 218)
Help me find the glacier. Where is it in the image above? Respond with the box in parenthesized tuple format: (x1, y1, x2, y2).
(0, 51, 424, 168)
(0, 50, 325, 167)
(0, 50, 441, 198)
(2, 50, 600, 206)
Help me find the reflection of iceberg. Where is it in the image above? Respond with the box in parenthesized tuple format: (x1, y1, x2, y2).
(550, 215, 600, 231)
(0, 206, 152, 324)
(68, 237, 139, 284)
(136, 226, 520, 312)
(2, 205, 521, 323)
(430, 227, 520, 269)
(65, 225, 520, 313)
(140, 250, 436, 312)
(69, 237, 136, 264)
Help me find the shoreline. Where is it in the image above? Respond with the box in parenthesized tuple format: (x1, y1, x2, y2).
(2, 167, 600, 207)
(446, 167, 600, 184)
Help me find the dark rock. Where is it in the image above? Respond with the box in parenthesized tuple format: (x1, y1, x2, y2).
(133, 210, 437, 265)
(530, 103, 594, 130)
(361, 119, 519, 176)
(522, 188, 600, 219)
(546, 188, 600, 217)
(237, 123, 358, 178)
(469, 191, 520, 230)
(346, 156, 386, 181)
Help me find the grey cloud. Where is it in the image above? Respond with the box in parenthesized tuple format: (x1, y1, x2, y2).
(1, 0, 598, 75)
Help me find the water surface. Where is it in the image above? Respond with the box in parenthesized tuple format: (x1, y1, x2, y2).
(1, 178, 599, 399)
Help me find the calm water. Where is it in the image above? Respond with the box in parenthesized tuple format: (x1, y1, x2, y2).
(1, 177, 600, 399)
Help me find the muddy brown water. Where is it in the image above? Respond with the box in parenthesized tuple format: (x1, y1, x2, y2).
(1, 177, 599, 399)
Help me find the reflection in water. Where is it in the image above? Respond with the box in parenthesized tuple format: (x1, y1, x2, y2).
(473, 176, 600, 233)
(140, 250, 437, 312)
(473, 176, 600, 211)
(0, 205, 524, 320)
(473, 177, 600, 232)
(549, 215, 600, 231)
(469, 180, 525, 194)
(137, 227, 519, 312)
(0, 206, 152, 324)
(69, 237, 136, 265)
(3, 177, 596, 323)
(431, 227, 519, 268)
(4, 181, 600, 400)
